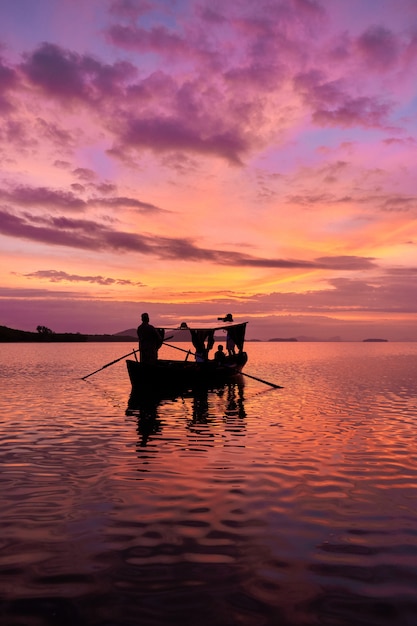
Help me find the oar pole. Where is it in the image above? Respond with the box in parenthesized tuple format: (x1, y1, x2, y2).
(239, 371, 282, 389)
(163, 341, 282, 389)
(163, 342, 190, 356)
(81, 348, 139, 380)
(81, 335, 175, 380)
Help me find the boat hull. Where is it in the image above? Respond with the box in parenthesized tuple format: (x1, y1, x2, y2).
(126, 352, 248, 395)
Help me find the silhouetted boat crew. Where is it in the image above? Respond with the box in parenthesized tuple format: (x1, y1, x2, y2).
(127, 315, 248, 394)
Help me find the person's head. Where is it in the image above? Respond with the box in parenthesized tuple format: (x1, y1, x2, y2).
(141, 312, 149, 323)
(217, 345, 224, 352)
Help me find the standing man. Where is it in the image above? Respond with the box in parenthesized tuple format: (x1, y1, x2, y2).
(137, 313, 163, 363)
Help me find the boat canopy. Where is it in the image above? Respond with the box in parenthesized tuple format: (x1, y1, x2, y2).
(160, 319, 247, 353)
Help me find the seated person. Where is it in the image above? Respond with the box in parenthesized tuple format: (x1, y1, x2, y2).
(214, 344, 226, 364)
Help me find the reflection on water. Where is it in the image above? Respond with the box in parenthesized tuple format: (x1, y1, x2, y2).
(126, 380, 246, 447)
(1, 342, 417, 625)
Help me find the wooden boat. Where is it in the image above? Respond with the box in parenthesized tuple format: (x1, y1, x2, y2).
(126, 317, 248, 394)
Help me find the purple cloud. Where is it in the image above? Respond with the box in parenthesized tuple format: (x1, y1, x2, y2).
(88, 196, 165, 212)
(380, 195, 417, 213)
(21, 43, 136, 103)
(0, 185, 87, 210)
(0, 184, 162, 215)
(0, 59, 17, 111)
(36, 118, 74, 148)
(73, 167, 96, 181)
(0, 60, 16, 90)
(94, 182, 118, 195)
(0, 207, 378, 272)
(15, 40, 255, 163)
(21, 43, 87, 99)
(356, 26, 400, 71)
(116, 115, 247, 164)
(109, 0, 152, 20)
(21, 269, 144, 286)
(0, 185, 87, 211)
(383, 137, 417, 146)
(315, 256, 375, 270)
(313, 96, 391, 128)
(224, 62, 285, 90)
(294, 70, 392, 129)
(53, 160, 71, 169)
(106, 24, 192, 58)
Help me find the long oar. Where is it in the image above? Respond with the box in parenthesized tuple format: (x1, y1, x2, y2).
(236, 370, 282, 389)
(82, 335, 175, 380)
(81, 348, 139, 380)
(163, 341, 282, 389)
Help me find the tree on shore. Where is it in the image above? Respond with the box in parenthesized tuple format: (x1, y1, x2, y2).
(36, 325, 54, 335)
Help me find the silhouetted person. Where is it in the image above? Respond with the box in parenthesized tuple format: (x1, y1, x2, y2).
(214, 344, 226, 364)
(195, 347, 208, 363)
(226, 333, 236, 356)
(137, 312, 163, 363)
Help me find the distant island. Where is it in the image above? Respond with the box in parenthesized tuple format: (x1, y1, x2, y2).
(268, 337, 298, 342)
(362, 338, 388, 342)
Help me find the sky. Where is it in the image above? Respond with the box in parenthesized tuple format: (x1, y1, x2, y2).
(1, 0, 417, 341)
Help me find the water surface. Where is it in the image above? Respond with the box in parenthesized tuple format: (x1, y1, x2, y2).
(1, 342, 417, 625)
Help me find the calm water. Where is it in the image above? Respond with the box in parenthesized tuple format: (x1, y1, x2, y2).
(1, 341, 417, 626)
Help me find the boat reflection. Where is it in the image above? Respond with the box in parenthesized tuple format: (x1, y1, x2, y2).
(189, 378, 246, 425)
(125, 389, 163, 447)
(126, 378, 246, 446)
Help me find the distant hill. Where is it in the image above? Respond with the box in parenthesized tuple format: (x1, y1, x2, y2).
(0, 325, 88, 342)
(114, 328, 137, 338)
(269, 337, 298, 342)
(0, 325, 135, 343)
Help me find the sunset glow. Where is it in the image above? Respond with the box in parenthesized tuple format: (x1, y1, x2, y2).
(1, 0, 417, 340)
